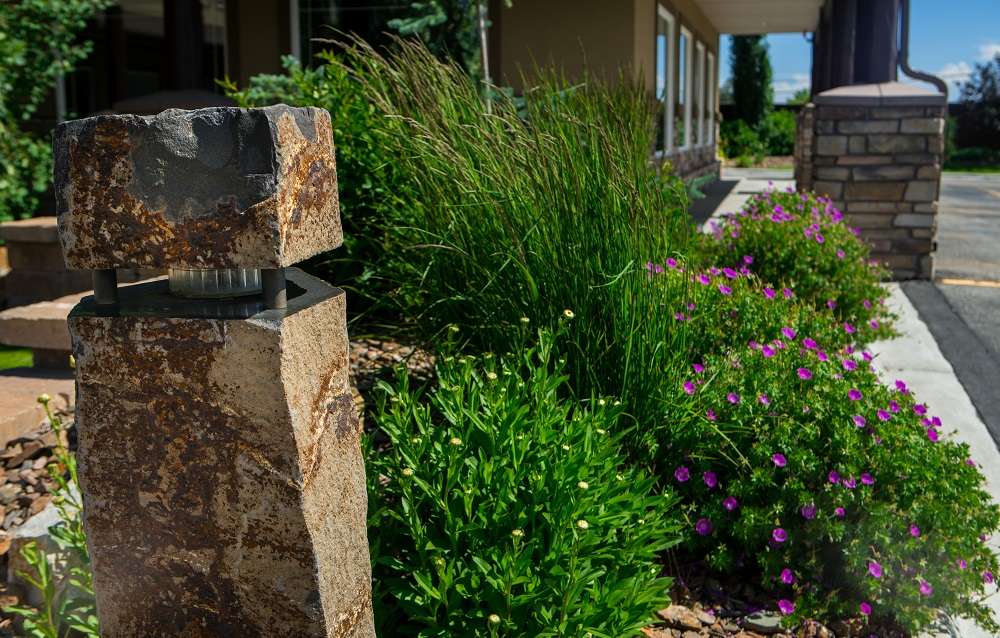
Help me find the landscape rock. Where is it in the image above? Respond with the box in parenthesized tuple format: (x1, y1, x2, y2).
(658, 604, 703, 631)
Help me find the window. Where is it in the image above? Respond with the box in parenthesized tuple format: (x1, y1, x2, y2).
(694, 41, 705, 146)
(677, 27, 691, 149)
(655, 6, 675, 153)
(294, 0, 409, 64)
(706, 51, 716, 144)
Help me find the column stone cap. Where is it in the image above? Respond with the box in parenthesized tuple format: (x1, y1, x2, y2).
(54, 105, 341, 270)
(814, 82, 946, 107)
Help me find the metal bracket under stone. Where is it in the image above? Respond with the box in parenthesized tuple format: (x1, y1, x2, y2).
(262, 268, 287, 310)
(92, 269, 118, 305)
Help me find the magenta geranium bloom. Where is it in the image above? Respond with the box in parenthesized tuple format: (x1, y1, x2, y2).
(919, 580, 933, 596)
(782, 288, 794, 298)
(718, 284, 733, 296)
(723, 496, 739, 511)
(781, 326, 797, 340)
(727, 392, 740, 404)
(697, 273, 711, 285)
(801, 504, 817, 520)
(703, 471, 718, 489)
(984, 571, 995, 584)
(860, 473, 874, 485)
(852, 415, 866, 428)
(877, 409, 891, 421)
(772, 528, 788, 543)
(844, 477, 857, 489)
(868, 561, 883, 579)
(762, 345, 776, 358)
(958, 559, 968, 570)
(722, 267, 739, 279)
(927, 428, 939, 442)
(828, 470, 841, 484)
(692, 363, 705, 374)
(848, 388, 863, 401)
(780, 568, 795, 585)
(910, 524, 921, 538)
(797, 367, 812, 380)
(835, 507, 846, 518)
(860, 601, 872, 616)
(706, 409, 717, 421)
(843, 359, 858, 371)
(772, 453, 787, 467)
(695, 518, 713, 536)
(895, 379, 908, 393)
(914, 404, 927, 415)
(674, 466, 690, 482)
(803, 338, 818, 350)
(683, 380, 696, 395)
(763, 287, 776, 299)
(844, 322, 856, 334)
(758, 394, 771, 406)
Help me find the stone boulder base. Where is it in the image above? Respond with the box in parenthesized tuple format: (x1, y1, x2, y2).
(69, 270, 373, 637)
(54, 105, 342, 270)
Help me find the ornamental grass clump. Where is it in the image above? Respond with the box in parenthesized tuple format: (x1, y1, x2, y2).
(366, 330, 680, 637)
(699, 188, 894, 344)
(659, 302, 1000, 632)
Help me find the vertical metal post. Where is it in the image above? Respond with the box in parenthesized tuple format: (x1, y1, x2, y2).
(92, 269, 118, 306)
(262, 268, 287, 310)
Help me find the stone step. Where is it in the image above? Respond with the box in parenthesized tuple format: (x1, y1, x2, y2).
(0, 291, 84, 353)
(0, 368, 73, 447)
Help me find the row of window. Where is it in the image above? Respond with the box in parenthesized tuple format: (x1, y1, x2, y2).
(655, 5, 715, 154)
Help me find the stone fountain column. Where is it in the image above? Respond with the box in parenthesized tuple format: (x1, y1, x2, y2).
(53, 106, 375, 637)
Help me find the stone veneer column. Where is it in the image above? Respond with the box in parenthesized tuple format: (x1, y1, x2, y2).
(802, 82, 946, 279)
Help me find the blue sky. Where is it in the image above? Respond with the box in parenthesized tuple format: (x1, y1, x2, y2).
(719, 0, 1000, 103)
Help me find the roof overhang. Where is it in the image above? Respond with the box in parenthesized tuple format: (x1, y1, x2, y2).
(696, 0, 825, 34)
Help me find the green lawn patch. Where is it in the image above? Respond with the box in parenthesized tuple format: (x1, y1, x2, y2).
(0, 345, 32, 370)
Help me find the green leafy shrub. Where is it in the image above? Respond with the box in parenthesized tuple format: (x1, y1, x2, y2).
(757, 109, 797, 156)
(0, 0, 113, 221)
(699, 188, 894, 343)
(720, 119, 765, 164)
(657, 304, 1000, 632)
(367, 330, 679, 637)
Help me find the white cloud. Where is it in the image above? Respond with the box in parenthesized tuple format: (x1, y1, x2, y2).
(935, 61, 972, 88)
(772, 73, 810, 103)
(978, 43, 1000, 62)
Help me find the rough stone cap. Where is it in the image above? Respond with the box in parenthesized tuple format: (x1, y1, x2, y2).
(54, 105, 341, 269)
(814, 82, 946, 107)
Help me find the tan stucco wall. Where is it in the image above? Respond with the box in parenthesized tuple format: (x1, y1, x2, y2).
(493, 0, 639, 91)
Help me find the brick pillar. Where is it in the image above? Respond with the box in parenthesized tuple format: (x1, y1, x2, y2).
(794, 103, 816, 192)
(804, 82, 945, 279)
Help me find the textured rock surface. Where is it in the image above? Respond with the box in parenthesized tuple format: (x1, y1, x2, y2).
(54, 105, 341, 270)
(69, 269, 373, 637)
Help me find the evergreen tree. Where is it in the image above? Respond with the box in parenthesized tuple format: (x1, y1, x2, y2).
(729, 35, 773, 127)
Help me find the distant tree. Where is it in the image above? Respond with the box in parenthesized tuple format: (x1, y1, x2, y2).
(0, 0, 113, 220)
(729, 35, 773, 127)
(955, 53, 1000, 149)
(788, 87, 811, 105)
(718, 77, 734, 105)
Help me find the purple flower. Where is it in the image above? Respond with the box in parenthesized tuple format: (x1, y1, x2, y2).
(919, 580, 933, 596)
(772, 453, 787, 468)
(801, 504, 817, 520)
(843, 359, 858, 371)
(927, 428, 939, 442)
(683, 381, 696, 395)
(763, 287, 776, 299)
(827, 299, 837, 310)
(967, 458, 977, 467)
(889, 400, 900, 414)
(718, 284, 733, 296)
(695, 518, 713, 536)
(743, 255, 754, 265)
(782, 326, 797, 340)
(797, 367, 813, 380)
(852, 415, 867, 428)
(848, 388, 863, 401)
(860, 472, 874, 486)
(828, 470, 841, 484)
(835, 507, 846, 518)
(910, 524, 921, 538)
(803, 338, 818, 350)
(697, 273, 711, 285)
(984, 571, 995, 585)
(782, 288, 794, 298)
(932, 416, 942, 427)
(762, 345, 776, 358)
(777, 599, 795, 616)
(723, 496, 739, 511)
(727, 392, 741, 404)
(780, 568, 795, 585)
(723, 267, 739, 279)
(758, 394, 771, 406)
(666, 257, 678, 268)
(692, 363, 705, 374)
(675, 466, 690, 482)
(772, 528, 788, 543)
(914, 404, 927, 415)
(958, 559, 968, 570)
(815, 233, 825, 244)
(860, 601, 872, 616)
(895, 379, 908, 393)
(844, 476, 857, 489)
(703, 471, 718, 488)
(869, 561, 883, 579)
(836, 249, 846, 260)
(706, 409, 717, 421)
(869, 320, 880, 329)
(877, 409, 891, 421)
(844, 322, 856, 335)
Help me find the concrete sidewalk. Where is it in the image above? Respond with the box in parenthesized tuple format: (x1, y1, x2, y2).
(872, 285, 1000, 638)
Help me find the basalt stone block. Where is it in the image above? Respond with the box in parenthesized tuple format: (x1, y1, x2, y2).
(54, 106, 341, 270)
(69, 269, 374, 638)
